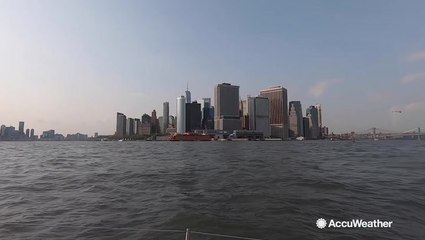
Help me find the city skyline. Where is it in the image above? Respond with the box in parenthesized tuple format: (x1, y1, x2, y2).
(1, 0, 425, 135)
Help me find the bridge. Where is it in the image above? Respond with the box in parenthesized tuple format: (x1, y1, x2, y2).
(355, 127, 424, 140)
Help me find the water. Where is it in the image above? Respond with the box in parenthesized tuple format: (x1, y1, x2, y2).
(0, 141, 424, 240)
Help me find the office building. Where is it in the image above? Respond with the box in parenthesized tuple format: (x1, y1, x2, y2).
(158, 116, 163, 134)
(210, 107, 214, 129)
(3, 127, 17, 139)
(151, 110, 159, 134)
(185, 84, 191, 104)
(186, 101, 202, 132)
(248, 96, 270, 138)
(316, 104, 323, 138)
(0, 125, 6, 136)
(177, 96, 186, 134)
(42, 130, 55, 139)
(260, 86, 289, 139)
(126, 118, 135, 136)
(141, 114, 151, 124)
(200, 98, 214, 130)
(163, 102, 169, 134)
(141, 123, 151, 136)
(25, 129, 30, 138)
(214, 83, 241, 132)
(240, 99, 249, 130)
(116, 112, 126, 138)
(169, 115, 176, 128)
(66, 133, 88, 141)
(289, 101, 304, 138)
(303, 117, 310, 138)
(306, 105, 319, 139)
(30, 129, 35, 138)
(134, 118, 141, 135)
(19, 121, 24, 134)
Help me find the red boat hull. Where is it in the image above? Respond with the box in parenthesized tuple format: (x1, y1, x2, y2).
(170, 133, 211, 141)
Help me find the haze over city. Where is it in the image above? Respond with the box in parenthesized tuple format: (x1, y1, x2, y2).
(1, 0, 425, 135)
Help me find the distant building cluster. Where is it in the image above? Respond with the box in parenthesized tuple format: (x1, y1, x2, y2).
(0, 121, 37, 141)
(0, 121, 89, 141)
(115, 102, 177, 139)
(115, 83, 329, 140)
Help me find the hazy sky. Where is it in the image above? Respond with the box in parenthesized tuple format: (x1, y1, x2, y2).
(1, 0, 425, 135)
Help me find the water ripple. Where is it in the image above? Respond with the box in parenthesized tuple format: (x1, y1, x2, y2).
(0, 141, 424, 239)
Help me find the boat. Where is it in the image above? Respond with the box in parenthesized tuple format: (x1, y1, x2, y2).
(169, 133, 212, 141)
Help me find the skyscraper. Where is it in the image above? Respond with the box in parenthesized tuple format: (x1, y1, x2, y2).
(306, 105, 319, 139)
(163, 102, 169, 134)
(316, 104, 322, 129)
(141, 114, 151, 124)
(126, 118, 135, 136)
(185, 83, 191, 104)
(214, 83, 241, 132)
(19, 121, 24, 133)
(260, 86, 289, 139)
(185, 101, 202, 132)
(248, 96, 270, 138)
(134, 118, 141, 135)
(200, 98, 214, 129)
(116, 112, 126, 138)
(303, 117, 310, 138)
(169, 115, 176, 128)
(240, 99, 249, 130)
(30, 129, 34, 138)
(25, 129, 30, 138)
(151, 110, 159, 134)
(177, 96, 186, 134)
(289, 101, 304, 138)
(316, 104, 323, 137)
(1, 125, 6, 136)
(158, 117, 163, 134)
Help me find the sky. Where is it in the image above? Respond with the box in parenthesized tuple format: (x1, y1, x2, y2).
(1, 0, 425, 135)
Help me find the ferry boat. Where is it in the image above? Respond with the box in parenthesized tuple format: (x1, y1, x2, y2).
(169, 133, 211, 141)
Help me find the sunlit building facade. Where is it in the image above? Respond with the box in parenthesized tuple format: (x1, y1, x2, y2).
(260, 86, 288, 139)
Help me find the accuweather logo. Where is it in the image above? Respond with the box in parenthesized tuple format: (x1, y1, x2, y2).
(316, 218, 393, 229)
(316, 218, 327, 229)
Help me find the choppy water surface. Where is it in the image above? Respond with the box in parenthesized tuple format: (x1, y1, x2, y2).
(0, 141, 424, 240)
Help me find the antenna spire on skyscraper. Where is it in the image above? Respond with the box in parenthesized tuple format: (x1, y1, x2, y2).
(185, 81, 191, 103)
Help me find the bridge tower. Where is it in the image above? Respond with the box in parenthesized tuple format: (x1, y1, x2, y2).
(419, 127, 421, 141)
(373, 127, 377, 139)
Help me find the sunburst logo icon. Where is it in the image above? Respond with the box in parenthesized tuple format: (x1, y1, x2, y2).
(316, 218, 327, 229)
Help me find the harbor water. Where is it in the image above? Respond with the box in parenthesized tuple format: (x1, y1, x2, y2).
(0, 141, 424, 239)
